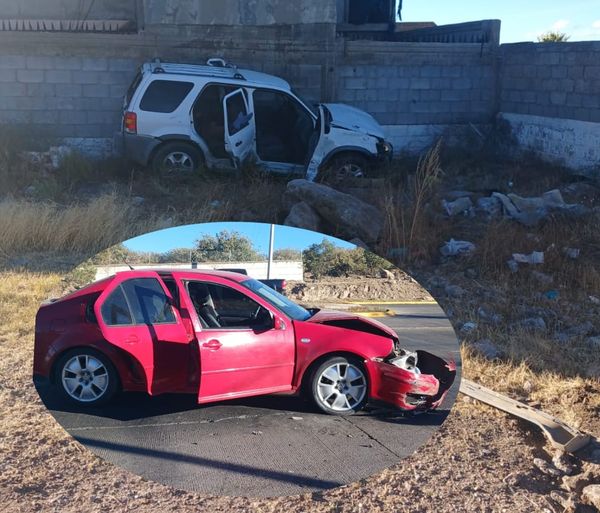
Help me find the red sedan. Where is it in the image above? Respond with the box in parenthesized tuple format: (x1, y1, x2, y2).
(33, 270, 456, 415)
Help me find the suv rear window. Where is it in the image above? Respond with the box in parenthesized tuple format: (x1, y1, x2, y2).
(139, 80, 194, 113)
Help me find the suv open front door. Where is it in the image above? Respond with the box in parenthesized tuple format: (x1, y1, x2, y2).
(223, 89, 255, 167)
(94, 271, 194, 395)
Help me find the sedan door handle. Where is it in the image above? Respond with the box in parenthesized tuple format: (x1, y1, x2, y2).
(203, 339, 222, 350)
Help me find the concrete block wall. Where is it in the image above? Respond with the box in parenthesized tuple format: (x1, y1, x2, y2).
(500, 42, 600, 123)
(336, 41, 498, 127)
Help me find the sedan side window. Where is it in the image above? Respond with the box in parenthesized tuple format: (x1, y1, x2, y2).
(121, 278, 176, 325)
(101, 286, 133, 326)
(187, 281, 271, 330)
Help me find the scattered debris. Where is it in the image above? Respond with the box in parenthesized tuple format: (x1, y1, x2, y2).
(440, 239, 475, 257)
(445, 284, 466, 298)
(477, 307, 503, 325)
(290, 416, 303, 421)
(22, 145, 73, 172)
(251, 430, 263, 436)
(590, 296, 600, 305)
(513, 251, 544, 265)
(563, 247, 581, 259)
(531, 270, 553, 285)
(519, 317, 547, 332)
(476, 196, 502, 219)
(544, 290, 560, 301)
(507, 259, 519, 273)
(442, 196, 473, 217)
(460, 321, 477, 333)
(552, 452, 576, 476)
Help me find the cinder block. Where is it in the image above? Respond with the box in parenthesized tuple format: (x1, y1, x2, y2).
(0, 110, 32, 123)
(584, 66, 600, 80)
(410, 78, 430, 90)
(338, 66, 358, 78)
(451, 77, 471, 90)
(31, 111, 58, 124)
(26, 83, 56, 98)
(87, 111, 119, 124)
(17, 69, 44, 83)
(73, 71, 104, 84)
(568, 65, 584, 80)
(551, 66, 568, 79)
(0, 55, 27, 69)
(539, 52, 560, 66)
(441, 67, 462, 78)
(581, 95, 600, 109)
(389, 77, 410, 89)
(550, 92, 567, 105)
(344, 77, 367, 89)
(83, 84, 110, 98)
(108, 58, 136, 72)
(420, 66, 442, 78)
(82, 58, 108, 71)
(56, 84, 83, 98)
(59, 111, 88, 124)
(45, 70, 72, 84)
(566, 93, 583, 107)
(26, 56, 56, 70)
(0, 69, 17, 82)
(536, 66, 552, 79)
(54, 57, 83, 70)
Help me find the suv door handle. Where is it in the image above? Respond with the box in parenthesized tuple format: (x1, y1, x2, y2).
(235, 141, 243, 147)
(203, 339, 222, 350)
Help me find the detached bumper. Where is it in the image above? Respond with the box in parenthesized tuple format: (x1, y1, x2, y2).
(367, 350, 456, 412)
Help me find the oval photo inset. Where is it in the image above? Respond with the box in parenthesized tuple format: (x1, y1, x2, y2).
(34, 222, 461, 497)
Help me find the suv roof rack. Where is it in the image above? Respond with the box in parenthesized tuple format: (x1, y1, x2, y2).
(147, 58, 246, 81)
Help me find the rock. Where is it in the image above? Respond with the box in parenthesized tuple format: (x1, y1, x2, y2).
(443, 196, 473, 216)
(445, 284, 466, 298)
(286, 180, 384, 243)
(23, 185, 36, 196)
(531, 270, 553, 285)
(520, 317, 547, 332)
(476, 196, 502, 218)
(549, 490, 577, 512)
(131, 196, 145, 206)
(440, 239, 475, 257)
(507, 259, 519, 273)
(523, 380, 533, 394)
(582, 485, 600, 510)
(472, 339, 501, 359)
(349, 238, 369, 249)
(552, 452, 576, 476)
(380, 269, 395, 279)
(533, 457, 562, 477)
(283, 201, 321, 232)
(443, 190, 476, 200)
(568, 321, 594, 337)
(590, 296, 600, 305)
(562, 470, 595, 493)
(464, 267, 479, 279)
(477, 307, 503, 325)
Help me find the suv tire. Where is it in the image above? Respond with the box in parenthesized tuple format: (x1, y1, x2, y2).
(151, 142, 203, 174)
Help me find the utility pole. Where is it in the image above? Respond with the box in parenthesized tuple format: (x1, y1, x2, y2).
(267, 224, 275, 279)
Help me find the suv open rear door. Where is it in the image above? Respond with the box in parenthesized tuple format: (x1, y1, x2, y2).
(223, 89, 255, 167)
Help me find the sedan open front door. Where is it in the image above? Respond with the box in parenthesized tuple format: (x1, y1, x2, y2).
(94, 271, 194, 395)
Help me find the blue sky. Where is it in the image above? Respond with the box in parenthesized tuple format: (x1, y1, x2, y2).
(124, 222, 355, 254)
(401, 0, 600, 43)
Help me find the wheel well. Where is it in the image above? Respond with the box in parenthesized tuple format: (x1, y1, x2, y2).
(320, 149, 373, 170)
(301, 351, 368, 392)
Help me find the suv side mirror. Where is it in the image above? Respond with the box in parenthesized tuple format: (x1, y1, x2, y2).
(273, 316, 286, 331)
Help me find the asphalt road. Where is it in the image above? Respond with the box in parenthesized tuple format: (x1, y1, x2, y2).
(38, 303, 461, 497)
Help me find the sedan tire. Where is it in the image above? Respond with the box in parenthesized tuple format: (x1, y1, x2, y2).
(310, 355, 368, 415)
(54, 348, 118, 406)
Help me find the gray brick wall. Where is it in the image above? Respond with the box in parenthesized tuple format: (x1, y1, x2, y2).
(499, 41, 600, 123)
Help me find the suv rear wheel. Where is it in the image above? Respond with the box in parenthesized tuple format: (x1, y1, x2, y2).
(151, 142, 203, 174)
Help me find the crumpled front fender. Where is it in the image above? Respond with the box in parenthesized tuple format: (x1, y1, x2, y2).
(366, 350, 456, 412)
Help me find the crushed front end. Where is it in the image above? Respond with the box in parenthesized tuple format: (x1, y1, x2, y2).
(368, 347, 456, 413)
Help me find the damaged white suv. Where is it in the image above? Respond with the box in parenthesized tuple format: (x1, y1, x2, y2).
(121, 59, 393, 182)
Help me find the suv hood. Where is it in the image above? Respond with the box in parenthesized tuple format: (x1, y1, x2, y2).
(307, 309, 397, 340)
(322, 103, 385, 139)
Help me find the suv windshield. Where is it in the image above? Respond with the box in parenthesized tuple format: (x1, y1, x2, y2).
(241, 279, 312, 321)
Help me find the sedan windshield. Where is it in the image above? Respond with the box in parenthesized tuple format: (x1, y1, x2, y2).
(241, 279, 312, 321)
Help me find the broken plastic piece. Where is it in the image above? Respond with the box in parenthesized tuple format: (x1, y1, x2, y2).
(440, 239, 475, 257)
(387, 349, 421, 374)
(512, 251, 544, 265)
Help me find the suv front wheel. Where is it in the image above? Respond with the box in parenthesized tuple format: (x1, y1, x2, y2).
(151, 142, 203, 174)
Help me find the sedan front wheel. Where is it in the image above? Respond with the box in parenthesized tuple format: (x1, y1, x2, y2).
(310, 356, 368, 415)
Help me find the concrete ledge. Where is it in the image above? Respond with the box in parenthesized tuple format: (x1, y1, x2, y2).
(499, 112, 600, 177)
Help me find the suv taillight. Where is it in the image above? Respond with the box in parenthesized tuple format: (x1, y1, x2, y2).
(124, 111, 137, 134)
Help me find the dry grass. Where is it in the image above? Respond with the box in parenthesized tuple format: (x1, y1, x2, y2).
(0, 194, 168, 265)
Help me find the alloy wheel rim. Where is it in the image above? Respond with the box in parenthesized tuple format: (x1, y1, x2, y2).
(61, 355, 109, 402)
(163, 151, 193, 172)
(316, 362, 367, 412)
(335, 163, 364, 181)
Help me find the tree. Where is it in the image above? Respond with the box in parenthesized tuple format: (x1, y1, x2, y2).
(537, 31, 570, 42)
(159, 247, 195, 263)
(273, 248, 302, 261)
(195, 230, 263, 262)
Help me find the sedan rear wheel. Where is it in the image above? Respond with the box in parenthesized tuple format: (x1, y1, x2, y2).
(55, 349, 118, 406)
(311, 356, 368, 415)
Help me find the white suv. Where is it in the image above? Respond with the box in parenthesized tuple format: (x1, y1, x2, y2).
(121, 58, 393, 182)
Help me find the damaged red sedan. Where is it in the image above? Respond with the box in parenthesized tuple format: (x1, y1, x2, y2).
(34, 269, 455, 415)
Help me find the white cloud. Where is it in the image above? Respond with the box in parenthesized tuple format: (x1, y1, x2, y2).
(592, 20, 600, 29)
(552, 19, 570, 31)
